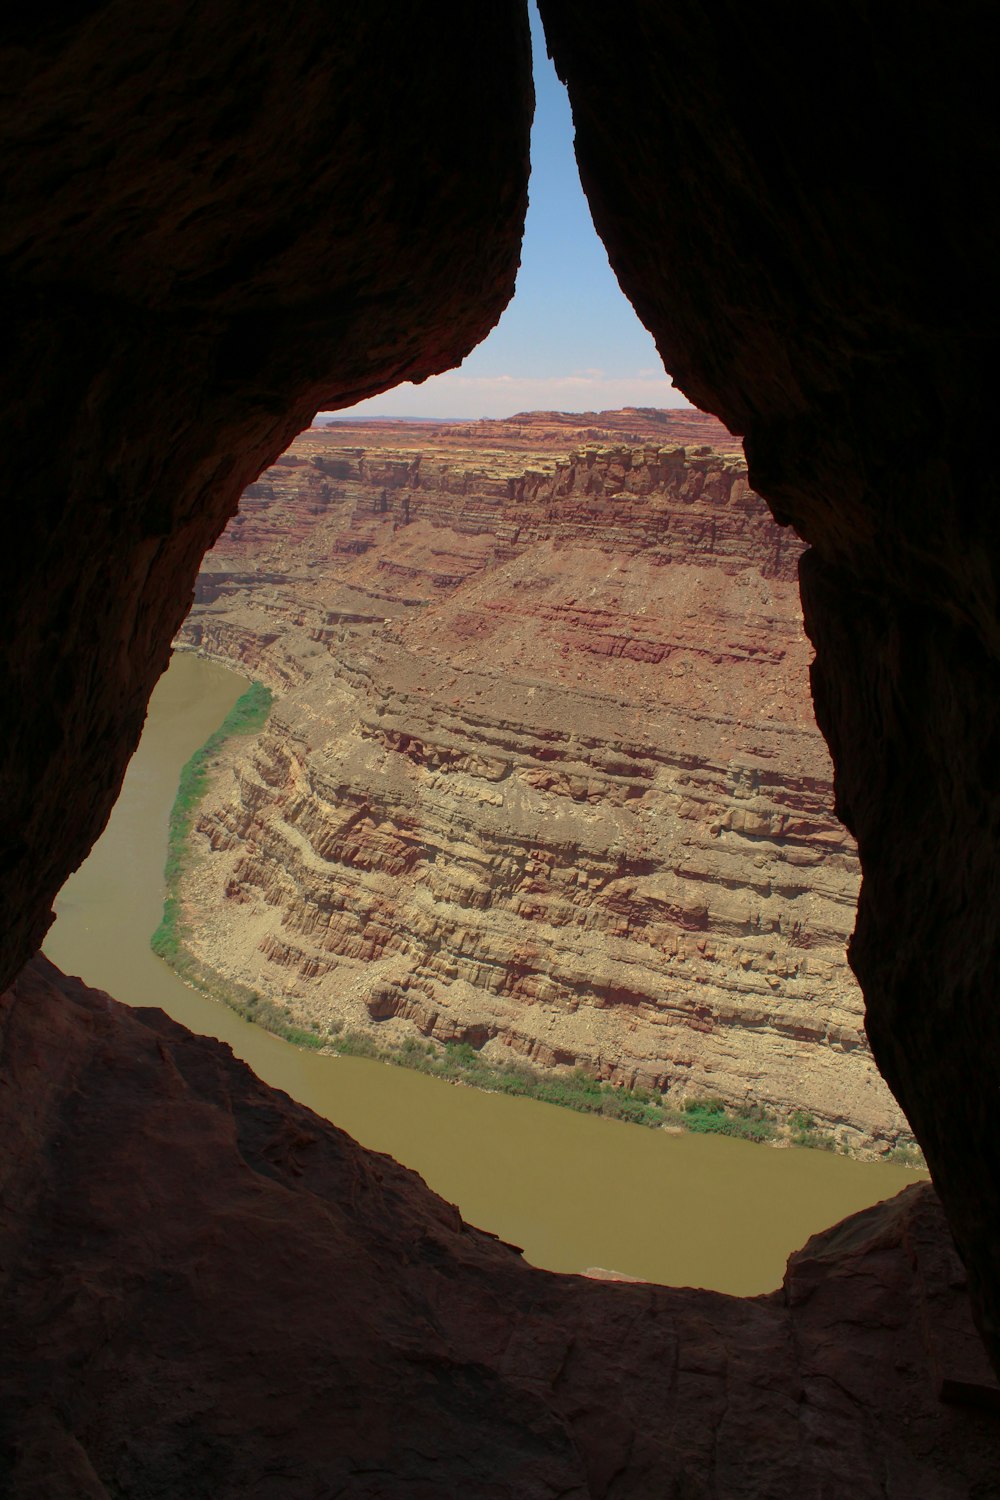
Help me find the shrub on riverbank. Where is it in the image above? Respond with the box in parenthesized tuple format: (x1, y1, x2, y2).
(680, 1096, 777, 1143)
(788, 1109, 838, 1151)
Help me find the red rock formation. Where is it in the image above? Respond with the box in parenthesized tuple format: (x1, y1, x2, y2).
(177, 416, 911, 1151)
(1, 957, 996, 1497)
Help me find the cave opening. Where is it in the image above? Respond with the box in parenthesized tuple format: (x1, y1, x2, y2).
(42, 3, 923, 1297)
(5, 2, 1000, 1487)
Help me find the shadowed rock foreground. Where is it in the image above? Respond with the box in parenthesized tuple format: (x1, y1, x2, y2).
(1, 957, 997, 1498)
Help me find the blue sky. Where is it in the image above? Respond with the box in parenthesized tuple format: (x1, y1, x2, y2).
(337, 4, 688, 421)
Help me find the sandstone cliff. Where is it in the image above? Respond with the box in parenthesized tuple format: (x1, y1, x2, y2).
(177, 411, 912, 1154)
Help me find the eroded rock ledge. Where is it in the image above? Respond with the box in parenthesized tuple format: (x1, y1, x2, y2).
(0, 956, 995, 1498)
(175, 412, 910, 1154)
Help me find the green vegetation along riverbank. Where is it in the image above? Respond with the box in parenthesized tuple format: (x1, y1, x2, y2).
(151, 679, 272, 965)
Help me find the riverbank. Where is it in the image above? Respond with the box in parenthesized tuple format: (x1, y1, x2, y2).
(47, 650, 928, 1291)
(151, 678, 272, 966)
(154, 674, 924, 1165)
(166, 936, 925, 1164)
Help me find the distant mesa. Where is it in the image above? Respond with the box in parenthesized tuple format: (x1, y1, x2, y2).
(315, 404, 744, 453)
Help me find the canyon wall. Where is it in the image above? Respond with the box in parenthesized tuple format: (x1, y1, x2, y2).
(178, 411, 911, 1153)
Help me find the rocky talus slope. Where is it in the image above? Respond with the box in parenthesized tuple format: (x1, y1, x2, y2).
(177, 410, 911, 1153)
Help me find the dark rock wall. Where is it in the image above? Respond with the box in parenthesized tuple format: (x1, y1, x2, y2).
(537, 0, 1000, 1359)
(0, 2, 531, 987)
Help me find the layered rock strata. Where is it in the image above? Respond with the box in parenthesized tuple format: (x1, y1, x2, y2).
(178, 413, 911, 1153)
(1, 957, 996, 1498)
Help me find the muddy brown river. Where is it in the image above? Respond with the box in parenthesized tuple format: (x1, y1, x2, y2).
(44, 650, 923, 1295)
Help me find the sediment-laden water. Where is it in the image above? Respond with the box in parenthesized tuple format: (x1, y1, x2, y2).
(45, 650, 924, 1295)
